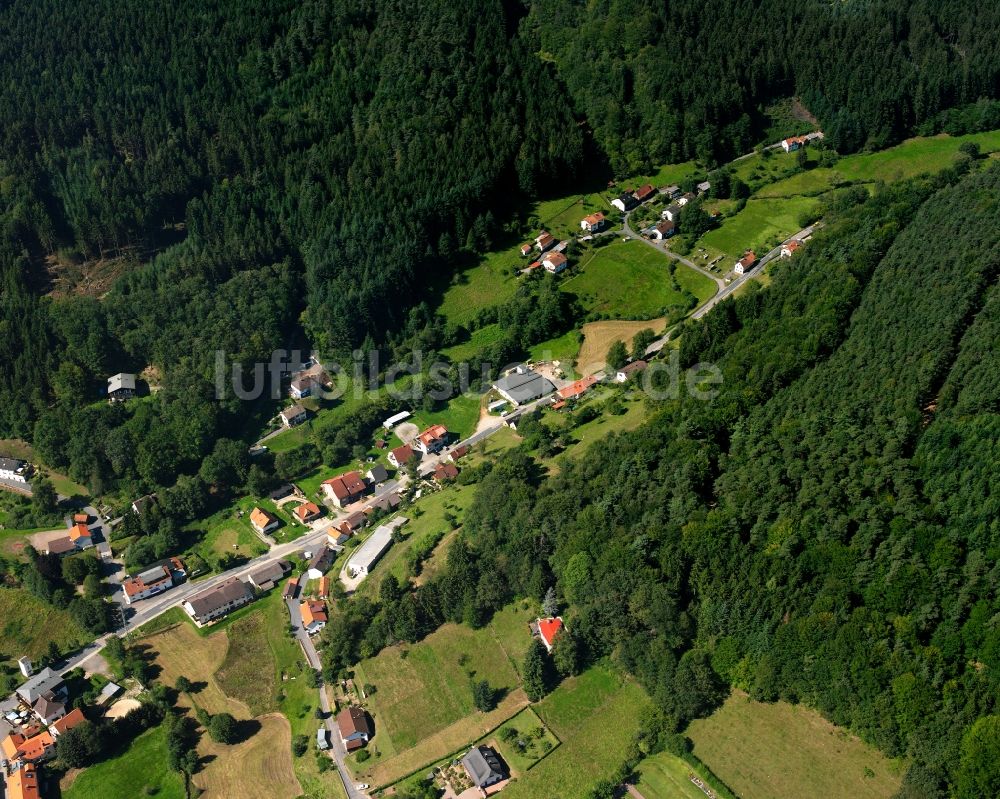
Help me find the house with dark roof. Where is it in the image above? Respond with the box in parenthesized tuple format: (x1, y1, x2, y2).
(122, 564, 174, 605)
(615, 360, 648, 383)
(662, 203, 682, 222)
(183, 578, 253, 624)
(336, 706, 373, 751)
(366, 464, 389, 485)
(280, 404, 308, 427)
(107, 372, 137, 402)
(462, 745, 507, 790)
(651, 220, 676, 240)
(611, 193, 638, 213)
(32, 693, 66, 725)
(0, 457, 32, 484)
(364, 491, 401, 516)
(247, 560, 291, 591)
(493, 366, 555, 406)
(16, 668, 63, 705)
(307, 546, 335, 579)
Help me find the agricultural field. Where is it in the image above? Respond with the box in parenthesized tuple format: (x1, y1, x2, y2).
(576, 318, 666, 375)
(350, 603, 536, 785)
(0, 587, 88, 668)
(562, 240, 712, 319)
(502, 665, 653, 799)
(633, 750, 730, 799)
(699, 196, 821, 264)
(194, 713, 301, 799)
(687, 691, 904, 799)
(62, 726, 187, 799)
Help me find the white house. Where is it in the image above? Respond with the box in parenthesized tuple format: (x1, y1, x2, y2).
(781, 240, 802, 258)
(542, 251, 569, 273)
(280, 404, 308, 427)
(651, 220, 675, 240)
(0, 457, 32, 484)
(183, 578, 253, 624)
(734, 251, 757, 275)
(580, 212, 606, 233)
(662, 204, 682, 222)
(107, 373, 137, 402)
(697, 181, 711, 194)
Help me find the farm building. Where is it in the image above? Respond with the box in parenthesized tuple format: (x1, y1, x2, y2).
(493, 366, 555, 406)
(346, 517, 408, 578)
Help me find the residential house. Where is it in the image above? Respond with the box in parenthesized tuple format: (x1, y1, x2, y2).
(615, 360, 648, 383)
(300, 600, 328, 635)
(68, 523, 93, 549)
(293, 501, 323, 524)
(493, 366, 555, 406)
(131, 493, 158, 517)
(280, 404, 308, 427)
(579, 212, 606, 233)
(542, 251, 569, 274)
(32, 693, 66, 726)
(611, 192, 637, 213)
(247, 560, 291, 591)
(72, 512, 89, 525)
(781, 135, 808, 152)
(321, 471, 368, 508)
(680, 191, 696, 205)
(17, 657, 32, 678)
(336, 706, 374, 751)
(0, 457, 32, 484)
(662, 203, 682, 222)
(651, 220, 676, 240)
(557, 375, 599, 401)
(364, 491, 401, 517)
(45, 537, 76, 556)
(306, 546, 335, 579)
(696, 180, 711, 194)
(462, 745, 508, 790)
(249, 507, 280, 535)
(634, 183, 655, 203)
(2, 730, 55, 765)
(16, 669, 62, 705)
(537, 616, 564, 652)
(107, 372, 137, 402)
(781, 240, 802, 258)
(346, 518, 407, 578)
(660, 185, 681, 199)
(282, 577, 299, 601)
(339, 511, 367, 535)
(433, 462, 459, 482)
(123, 564, 174, 605)
(734, 251, 757, 275)
(289, 375, 320, 399)
(8, 761, 41, 799)
(317, 576, 330, 599)
(535, 231, 556, 252)
(183, 578, 253, 624)
(414, 424, 449, 455)
(388, 444, 417, 468)
(449, 444, 469, 462)
(366, 464, 389, 485)
(328, 526, 350, 546)
(50, 707, 86, 738)
(519, 243, 533, 257)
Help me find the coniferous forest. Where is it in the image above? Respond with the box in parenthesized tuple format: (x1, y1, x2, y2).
(1, 2, 1000, 796)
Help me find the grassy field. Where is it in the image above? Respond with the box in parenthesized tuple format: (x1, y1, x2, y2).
(0, 587, 88, 667)
(187, 496, 271, 570)
(700, 196, 820, 263)
(441, 322, 505, 362)
(562, 240, 712, 319)
(558, 396, 650, 461)
(532, 192, 614, 241)
(194, 712, 301, 799)
(63, 726, 187, 799)
(687, 691, 903, 799)
(634, 750, 729, 799)
(438, 250, 520, 326)
(527, 329, 583, 372)
(502, 665, 653, 799)
(484, 707, 560, 775)
(577, 318, 666, 375)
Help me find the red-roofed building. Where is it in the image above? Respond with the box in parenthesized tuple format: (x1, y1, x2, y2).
(557, 375, 598, 401)
(300, 599, 328, 635)
(321, 471, 368, 508)
(388, 444, 417, 468)
(580, 212, 606, 233)
(781, 135, 808, 152)
(542, 251, 569, 274)
(51, 707, 86, 737)
(433, 462, 459, 482)
(734, 251, 757, 275)
(520, 243, 533, 257)
(293, 501, 323, 524)
(68, 523, 93, 549)
(634, 184, 655, 203)
(414, 425, 449, 455)
(536, 617, 564, 652)
(535, 231, 556, 252)
(780, 240, 803, 258)
(7, 762, 41, 799)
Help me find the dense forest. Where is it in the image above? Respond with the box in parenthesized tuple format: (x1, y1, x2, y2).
(320, 165, 1000, 797)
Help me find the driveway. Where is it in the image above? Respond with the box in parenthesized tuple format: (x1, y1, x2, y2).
(286, 598, 369, 799)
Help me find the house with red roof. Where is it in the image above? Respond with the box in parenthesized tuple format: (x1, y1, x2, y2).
(734, 251, 757, 275)
(781, 240, 803, 258)
(50, 707, 86, 737)
(781, 135, 808, 152)
(321, 471, 368, 508)
(580, 212, 606, 233)
(68, 523, 93, 550)
(414, 425, 449, 455)
(293, 501, 323, 524)
(542, 251, 569, 274)
(634, 183, 655, 203)
(388, 443, 417, 468)
(557, 375, 598, 401)
(536, 617, 564, 652)
(535, 231, 556, 252)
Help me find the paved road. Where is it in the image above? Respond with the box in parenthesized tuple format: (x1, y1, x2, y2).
(285, 595, 368, 799)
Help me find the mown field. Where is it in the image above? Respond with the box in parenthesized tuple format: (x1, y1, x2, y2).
(634, 750, 725, 799)
(699, 196, 820, 263)
(562, 240, 713, 318)
(62, 726, 187, 799)
(577, 318, 665, 375)
(687, 691, 903, 799)
(502, 665, 653, 799)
